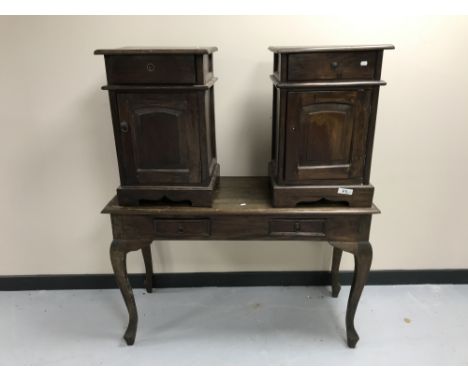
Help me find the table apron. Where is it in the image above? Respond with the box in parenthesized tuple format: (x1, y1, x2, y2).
(110, 214, 372, 241)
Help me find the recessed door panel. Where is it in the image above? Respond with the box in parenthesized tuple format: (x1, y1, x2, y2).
(299, 103, 353, 165)
(117, 93, 201, 185)
(284, 90, 370, 183)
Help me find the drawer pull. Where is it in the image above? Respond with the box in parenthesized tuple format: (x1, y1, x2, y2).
(330, 61, 339, 69)
(177, 224, 185, 234)
(294, 222, 301, 232)
(120, 121, 129, 133)
(146, 62, 156, 72)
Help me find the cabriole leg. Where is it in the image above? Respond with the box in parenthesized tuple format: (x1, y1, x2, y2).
(331, 247, 343, 298)
(110, 240, 148, 345)
(330, 241, 373, 349)
(142, 245, 153, 293)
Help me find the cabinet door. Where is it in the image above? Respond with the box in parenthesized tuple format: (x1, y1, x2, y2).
(284, 90, 371, 183)
(117, 93, 201, 185)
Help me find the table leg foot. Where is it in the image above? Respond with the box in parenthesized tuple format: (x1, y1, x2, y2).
(124, 325, 137, 346)
(347, 330, 359, 348)
(330, 241, 372, 349)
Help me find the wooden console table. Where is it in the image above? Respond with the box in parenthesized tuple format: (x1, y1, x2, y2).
(102, 177, 379, 348)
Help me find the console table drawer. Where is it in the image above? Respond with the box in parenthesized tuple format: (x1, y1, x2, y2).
(105, 54, 196, 85)
(287, 51, 377, 81)
(269, 219, 326, 237)
(153, 219, 210, 237)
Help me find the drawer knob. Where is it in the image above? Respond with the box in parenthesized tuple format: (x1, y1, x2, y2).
(331, 61, 339, 69)
(120, 121, 129, 133)
(294, 222, 301, 232)
(177, 225, 185, 234)
(146, 63, 156, 72)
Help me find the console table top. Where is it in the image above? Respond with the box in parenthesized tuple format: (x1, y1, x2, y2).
(102, 176, 380, 216)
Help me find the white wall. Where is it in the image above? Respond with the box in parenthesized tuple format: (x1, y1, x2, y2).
(1, 16, 468, 275)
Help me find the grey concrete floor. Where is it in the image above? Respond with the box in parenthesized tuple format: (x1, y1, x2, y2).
(0, 285, 467, 365)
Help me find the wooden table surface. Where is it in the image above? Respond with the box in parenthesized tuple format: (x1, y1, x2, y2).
(103, 176, 380, 216)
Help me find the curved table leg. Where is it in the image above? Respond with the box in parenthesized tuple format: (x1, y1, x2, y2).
(331, 247, 343, 298)
(142, 245, 153, 293)
(330, 241, 372, 348)
(110, 240, 149, 345)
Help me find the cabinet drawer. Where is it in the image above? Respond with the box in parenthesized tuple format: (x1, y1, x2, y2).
(105, 54, 196, 85)
(153, 219, 210, 237)
(287, 51, 377, 81)
(269, 219, 325, 237)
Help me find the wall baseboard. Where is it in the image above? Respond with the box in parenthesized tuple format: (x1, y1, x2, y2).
(0, 270, 467, 291)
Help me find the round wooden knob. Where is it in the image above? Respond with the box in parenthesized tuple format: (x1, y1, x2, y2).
(120, 121, 129, 133)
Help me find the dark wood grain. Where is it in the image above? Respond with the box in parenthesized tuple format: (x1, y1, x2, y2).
(284, 90, 370, 183)
(331, 247, 343, 297)
(269, 45, 392, 207)
(330, 241, 373, 348)
(268, 45, 394, 53)
(117, 92, 201, 185)
(103, 177, 380, 216)
(110, 239, 151, 345)
(104, 176, 378, 347)
(141, 245, 153, 293)
(363, 51, 384, 183)
(154, 218, 211, 237)
(95, 47, 218, 55)
(270, 167, 375, 207)
(288, 51, 378, 81)
(101, 78, 217, 91)
(270, 75, 386, 88)
(105, 54, 196, 85)
(97, 48, 219, 207)
(116, 164, 219, 207)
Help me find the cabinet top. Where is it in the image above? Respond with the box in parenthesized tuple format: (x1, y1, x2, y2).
(268, 44, 394, 53)
(94, 46, 218, 55)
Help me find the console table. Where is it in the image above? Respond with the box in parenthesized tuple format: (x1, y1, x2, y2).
(102, 176, 379, 348)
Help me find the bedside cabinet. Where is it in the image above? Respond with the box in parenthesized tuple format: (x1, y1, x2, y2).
(95, 47, 219, 207)
(269, 45, 394, 207)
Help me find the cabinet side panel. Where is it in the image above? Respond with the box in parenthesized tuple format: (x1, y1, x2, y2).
(209, 87, 217, 161)
(364, 51, 384, 183)
(107, 90, 130, 185)
(197, 90, 212, 185)
(114, 92, 139, 184)
(276, 88, 288, 184)
(194, 87, 217, 186)
(271, 85, 277, 162)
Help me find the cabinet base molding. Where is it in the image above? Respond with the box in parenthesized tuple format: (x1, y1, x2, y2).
(117, 164, 220, 207)
(270, 173, 374, 208)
